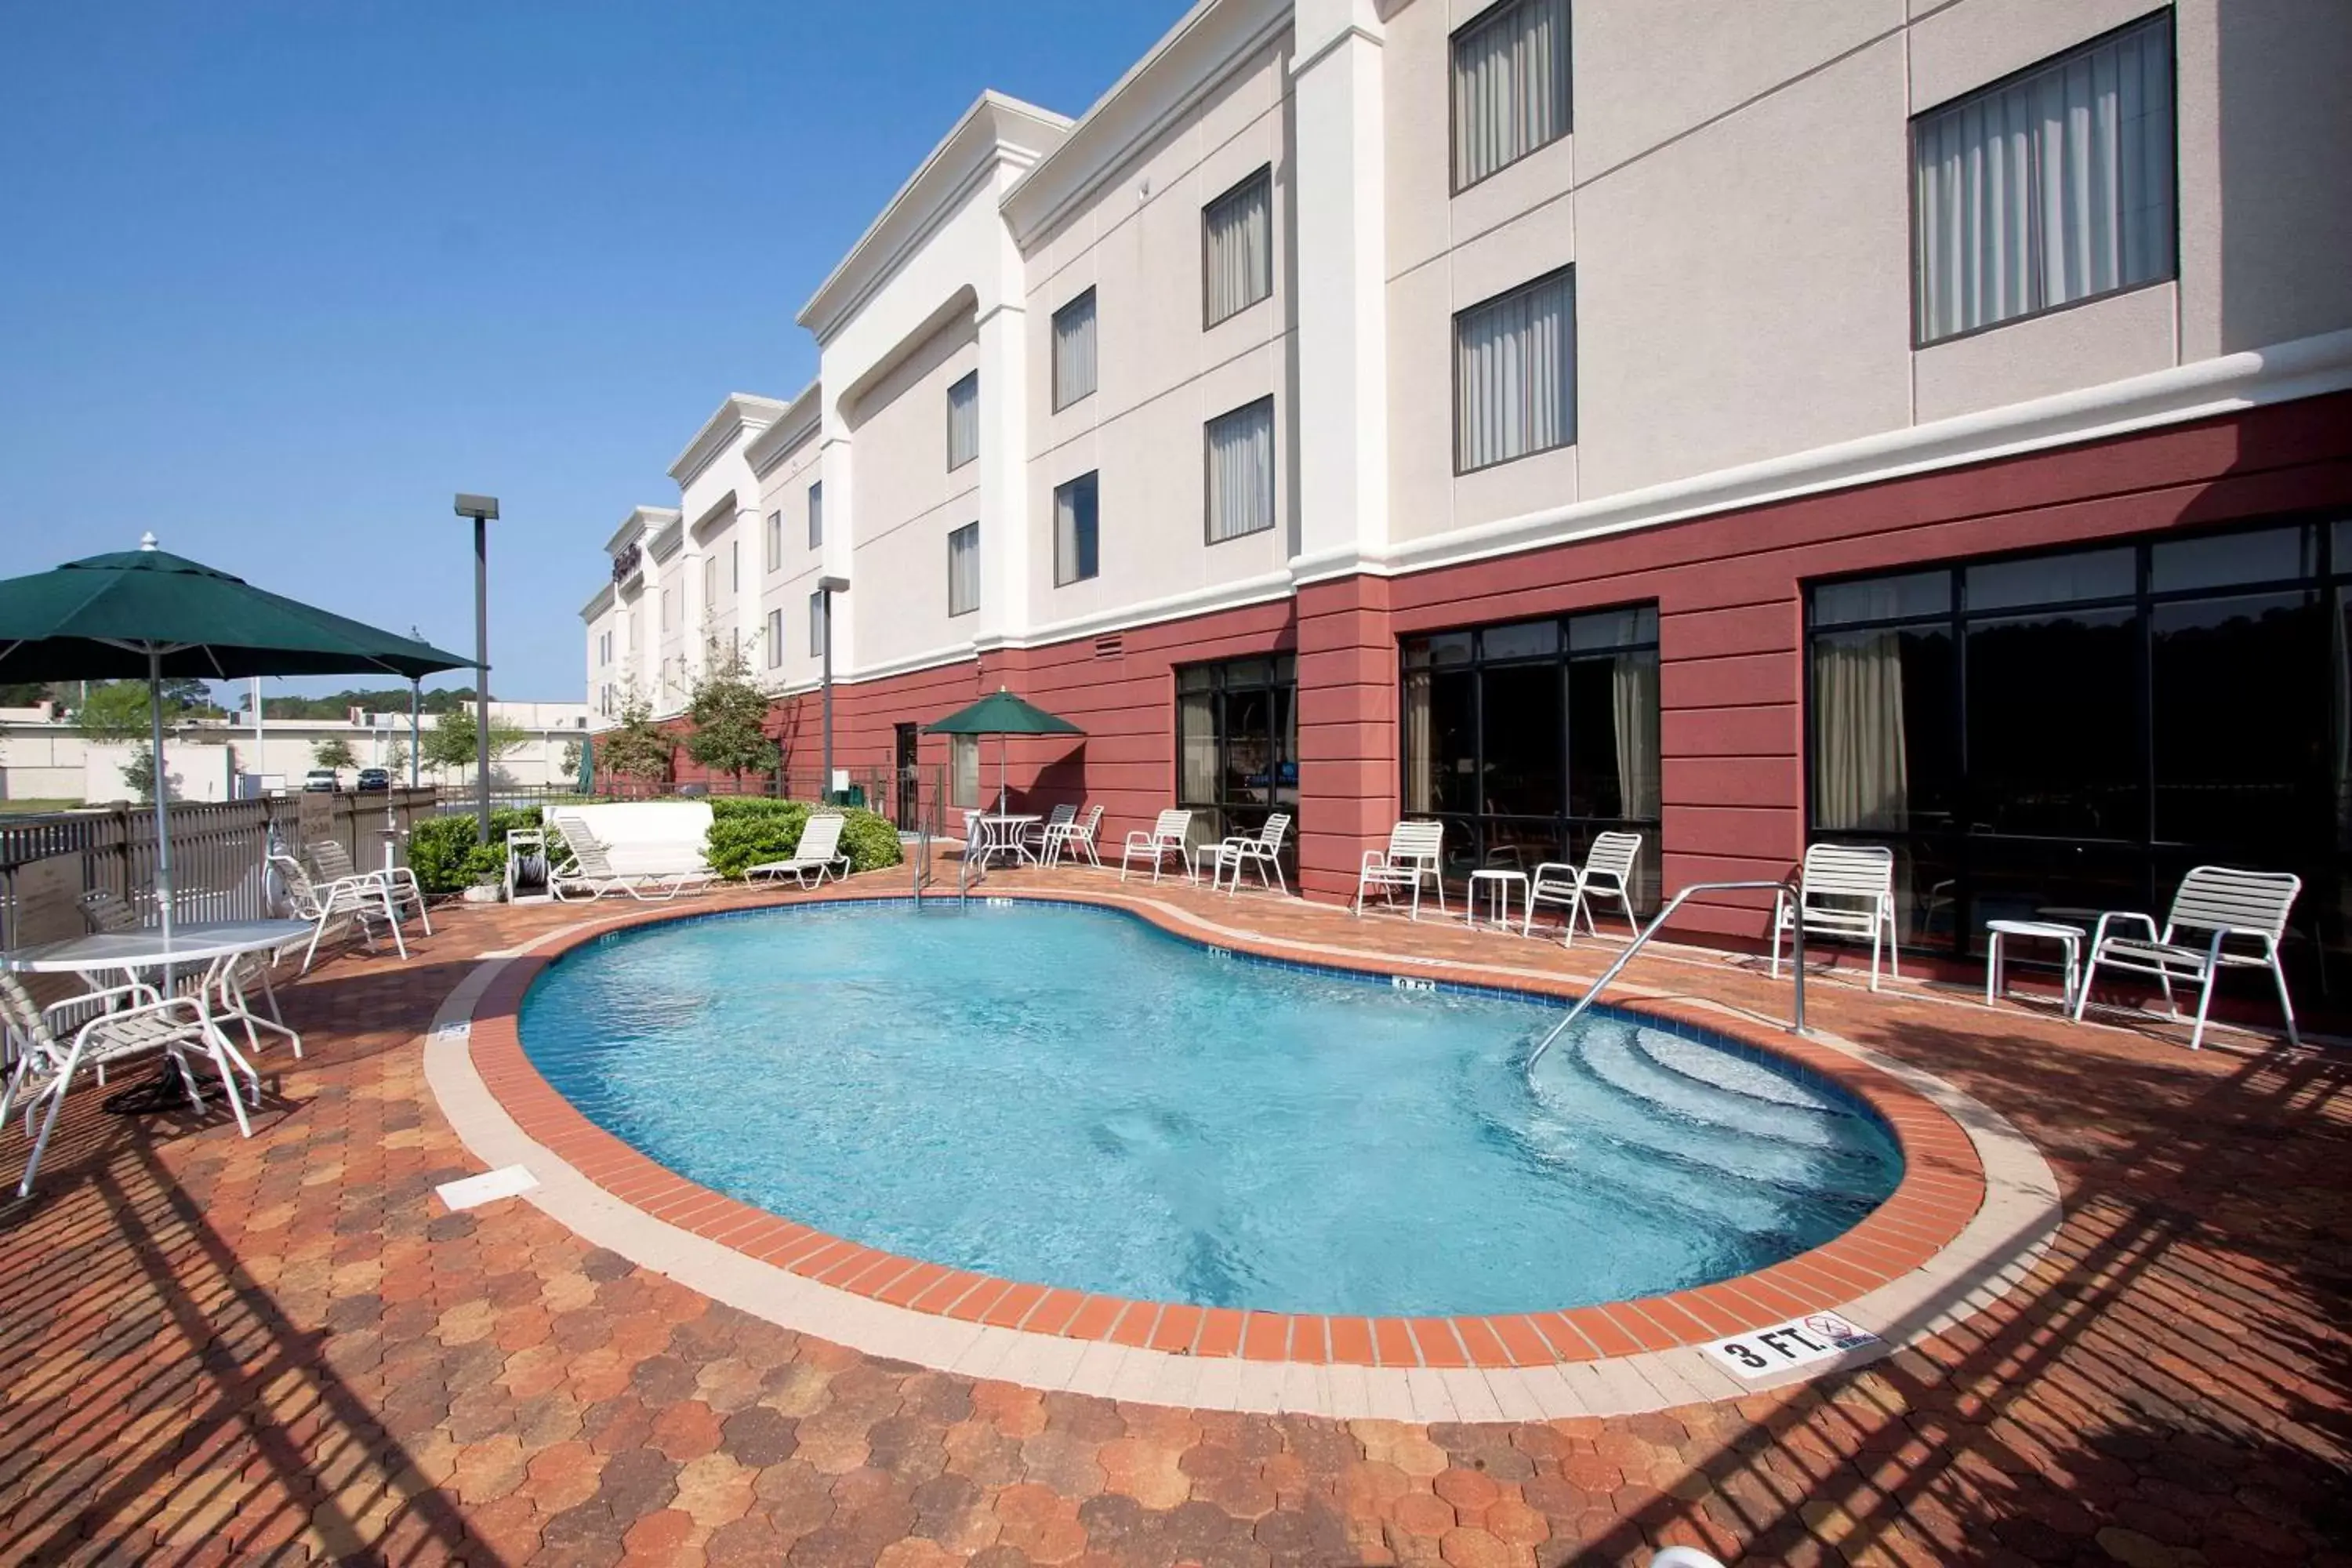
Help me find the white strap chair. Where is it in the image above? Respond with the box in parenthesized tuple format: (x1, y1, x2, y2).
(746, 813, 851, 889)
(307, 838, 432, 937)
(1354, 821, 1446, 920)
(272, 852, 409, 972)
(1120, 810, 1195, 884)
(1210, 813, 1291, 896)
(1771, 844, 1900, 991)
(2073, 866, 2301, 1050)
(1043, 805, 1104, 867)
(1527, 831, 1645, 945)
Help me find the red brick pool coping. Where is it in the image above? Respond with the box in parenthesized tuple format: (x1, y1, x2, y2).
(462, 888, 1990, 1373)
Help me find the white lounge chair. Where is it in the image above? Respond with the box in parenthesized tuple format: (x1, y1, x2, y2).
(2073, 866, 2302, 1050)
(747, 812, 851, 889)
(549, 826, 714, 902)
(307, 838, 433, 938)
(1527, 831, 1645, 946)
(1210, 813, 1290, 895)
(1120, 810, 1195, 884)
(1043, 805, 1103, 867)
(1, 971, 254, 1195)
(550, 802, 717, 890)
(1771, 844, 1900, 992)
(1354, 821, 1446, 920)
(272, 851, 411, 973)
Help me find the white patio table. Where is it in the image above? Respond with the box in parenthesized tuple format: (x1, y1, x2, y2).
(3, 919, 312, 1124)
(972, 814, 1041, 869)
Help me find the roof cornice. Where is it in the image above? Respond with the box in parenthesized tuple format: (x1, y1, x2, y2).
(605, 505, 680, 556)
(746, 379, 823, 476)
(668, 393, 790, 487)
(646, 515, 687, 563)
(1001, 0, 1293, 249)
(579, 583, 616, 620)
(797, 91, 1073, 344)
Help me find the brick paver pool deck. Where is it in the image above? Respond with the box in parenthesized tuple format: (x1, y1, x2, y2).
(0, 867, 2344, 1566)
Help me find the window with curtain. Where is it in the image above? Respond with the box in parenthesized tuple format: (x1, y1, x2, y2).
(1400, 606, 1661, 902)
(1055, 471, 1099, 586)
(1205, 397, 1275, 543)
(1202, 166, 1272, 327)
(946, 371, 979, 470)
(1806, 522, 2343, 973)
(951, 734, 981, 809)
(1053, 289, 1097, 410)
(764, 511, 781, 574)
(730, 539, 739, 591)
(1912, 13, 2176, 345)
(1451, 0, 1572, 190)
(947, 521, 980, 616)
(765, 608, 782, 668)
(808, 482, 823, 549)
(808, 590, 826, 658)
(1456, 267, 1575, 472)
(702, 555, 719, 611)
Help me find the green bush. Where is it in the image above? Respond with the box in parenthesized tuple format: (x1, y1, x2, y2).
(704, 797, 902, 880)
(408, 806, 563, 895)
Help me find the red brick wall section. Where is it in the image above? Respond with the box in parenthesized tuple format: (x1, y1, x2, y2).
(1296, 573, 1400, 902)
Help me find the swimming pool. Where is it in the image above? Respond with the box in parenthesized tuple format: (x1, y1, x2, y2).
(518, 900, 1901, 1317)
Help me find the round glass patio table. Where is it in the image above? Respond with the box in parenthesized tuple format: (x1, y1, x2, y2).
(4, 918, 310, 1067)
(972, 814, 1041, 867)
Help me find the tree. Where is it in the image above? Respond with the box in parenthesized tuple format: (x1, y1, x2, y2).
(311, 736, 359, 771)
(557, 739, 583, 783)
(386, 735, 409, 780)
(122, 748, 159, 803)
(74, 681, 163, 801)
(423, 705, 526, 780)
(596, 681, 673, 787)
(682, 641, 779, 786)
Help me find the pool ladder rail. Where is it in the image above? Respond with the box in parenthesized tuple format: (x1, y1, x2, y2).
(1525, 876, 1806, 1073)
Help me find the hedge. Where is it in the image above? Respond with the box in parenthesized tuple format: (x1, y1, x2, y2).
(408, 806, 564, 894)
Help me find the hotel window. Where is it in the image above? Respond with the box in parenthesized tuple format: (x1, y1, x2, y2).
(765, 608, 782, 669)
(946, 371, 979, 470)
(1456, 267, 1575, 472)
(1806, 520, 2348, 980)
(702, 554, 719, 609)
(808, 481, 823, 549)
(765, 510, 782, 573)
(1053, 289, 1098, 410)
(1202, 166, 1272, 326)
(947, 521, 981, 617)
(1054, 471, 1099, 586)
(1451, 0, 1572, 191)
(1204, 397, 1275, 543)
(730, 539, 740, 592)
(1401, 606, 1661, 903)
(950, 734, 982, 809)
(1912, 13, 2176, 346)
(808, 590, 826, 658)
(659, 587, 672, 630)
(1177, 655, 1298, 865)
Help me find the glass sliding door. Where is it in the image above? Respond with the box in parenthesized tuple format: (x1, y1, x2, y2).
(1806, 518, 2346, 988)
(1400, 605, 1662, 909)
(1174, 656, 1298, 873)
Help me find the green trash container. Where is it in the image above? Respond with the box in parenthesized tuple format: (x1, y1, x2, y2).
(827, 784, 866, 808)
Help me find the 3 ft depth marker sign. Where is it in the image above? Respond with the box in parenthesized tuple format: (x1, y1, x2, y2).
(1702, 1312, 1879, 1378)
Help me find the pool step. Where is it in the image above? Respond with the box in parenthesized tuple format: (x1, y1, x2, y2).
(1570, 1019, 1846, 1151)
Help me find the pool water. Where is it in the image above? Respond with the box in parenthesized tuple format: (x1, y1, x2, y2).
(519, 902, 1901, 1316)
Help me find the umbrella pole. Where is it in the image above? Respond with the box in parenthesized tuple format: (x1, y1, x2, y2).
(147, 647, 175, 941)
(998, 735, 1008, 815)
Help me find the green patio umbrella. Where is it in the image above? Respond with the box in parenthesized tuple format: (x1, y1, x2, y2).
(924, 687, 1084, 813)
(0, 534, 474, 937)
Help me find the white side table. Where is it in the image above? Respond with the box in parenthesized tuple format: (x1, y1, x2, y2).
(1466, 869, 1529, 934)
(1984, 920, 2085, 1014)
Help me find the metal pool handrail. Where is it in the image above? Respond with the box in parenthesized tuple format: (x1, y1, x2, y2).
(1525, 876, 1804, 1073)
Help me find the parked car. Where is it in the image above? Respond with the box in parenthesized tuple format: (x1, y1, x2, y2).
(355, 768, 390, 791)
(303, 769, 340, 793)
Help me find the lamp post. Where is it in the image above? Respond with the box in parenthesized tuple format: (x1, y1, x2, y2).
(817, 575, 849, 802)
(455, 493, 499, 843)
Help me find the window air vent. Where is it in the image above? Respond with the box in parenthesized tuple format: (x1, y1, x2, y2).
(1094, 633, 1124, 659)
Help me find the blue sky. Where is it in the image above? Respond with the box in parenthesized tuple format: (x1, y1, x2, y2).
(0, 1, 1185, 703)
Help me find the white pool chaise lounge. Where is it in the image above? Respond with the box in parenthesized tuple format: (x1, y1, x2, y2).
(746, 812, 851, 889)
(549, 804, 718, 902)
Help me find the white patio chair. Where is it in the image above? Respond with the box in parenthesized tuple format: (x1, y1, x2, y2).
(1526, 831, 1646, 946)
(307, 838, 432, 938)
(1022, 804, 1077, 859)
(272, 852, 409, 973)
(1043, 805, 1104, 868)
(1210, 813, 1290, 896)
(746, 813, 851, 890)
(2072, 866, 2302, 1050)
(1120, 810, 1195, 884)
(1353, 821, 1446, 920)
(1770, 844, 1900, 992)
(550, 827, 714, 902)
(0, 971, 254, 1196)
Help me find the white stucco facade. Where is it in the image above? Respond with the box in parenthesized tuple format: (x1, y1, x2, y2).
(583, 0, 2352, 723)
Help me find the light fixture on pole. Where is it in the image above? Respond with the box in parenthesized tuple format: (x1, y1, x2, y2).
(817, 575, 849, 802)
(454, 493, 499, 842)
(407, 626, 424, 790)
